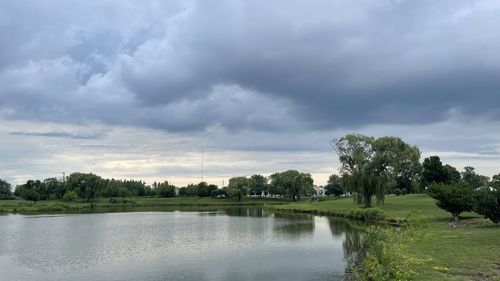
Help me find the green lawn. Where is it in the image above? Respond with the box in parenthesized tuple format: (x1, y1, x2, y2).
(270, 194, 500, 281)
(0, 197, 287, 214)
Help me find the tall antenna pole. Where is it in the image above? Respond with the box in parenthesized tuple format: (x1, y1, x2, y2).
(201, 146, 204, 183)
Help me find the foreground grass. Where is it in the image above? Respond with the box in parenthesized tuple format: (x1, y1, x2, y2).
(269, 194, 500, 281)
(0, 197, 287, 214)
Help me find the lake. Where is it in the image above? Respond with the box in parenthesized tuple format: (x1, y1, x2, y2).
(0, 208, 363, 281)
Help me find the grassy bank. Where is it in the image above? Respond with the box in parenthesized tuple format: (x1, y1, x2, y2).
(0, 197, 287, 214)
(268, 194, 500, 281)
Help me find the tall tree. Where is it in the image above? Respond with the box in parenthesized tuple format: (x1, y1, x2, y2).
(154, 181, 176, 198)
(66, 173, 103, 201)
(250, 174, 268, 196)
(421, 156, 460, 187)
(269, 170, 313, 201)
(197, 182, 210, 197)
(461, 166, 489, 189)
(333, 134, 419, 207)
(227, 177, 252, 201)
(325, 174, 343, 197)
(42, 177, 61, 199)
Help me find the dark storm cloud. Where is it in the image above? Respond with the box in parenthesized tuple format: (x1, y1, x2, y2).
(1, 0, 500, 132)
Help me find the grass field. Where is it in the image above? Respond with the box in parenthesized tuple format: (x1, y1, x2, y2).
(270, 194, 500, 281)
(0, 197, 287, 214)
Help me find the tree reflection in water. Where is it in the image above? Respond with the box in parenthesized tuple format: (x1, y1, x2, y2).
(211, 207, 363, 256)
(221, 207, 266, 217)
(327, 217, 364, 260)
(272, 212, 315, 238)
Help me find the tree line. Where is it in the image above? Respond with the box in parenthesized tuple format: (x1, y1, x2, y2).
(0, 170, 315, 203)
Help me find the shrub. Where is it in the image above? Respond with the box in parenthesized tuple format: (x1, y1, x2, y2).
(427, 181, 475, 221)
(63, 191, 77, 202)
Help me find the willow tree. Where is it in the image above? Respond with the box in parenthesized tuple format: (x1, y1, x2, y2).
(332, 134, 420, 208)
(227, 176, 252, 201)
(270, 170, 314, 201)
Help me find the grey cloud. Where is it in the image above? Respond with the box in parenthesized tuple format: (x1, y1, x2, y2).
(1, 0, 500, 133)
(10, 130, 105, 140)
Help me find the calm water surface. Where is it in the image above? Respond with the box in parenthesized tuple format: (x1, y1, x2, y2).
(0, 208, 363, 281)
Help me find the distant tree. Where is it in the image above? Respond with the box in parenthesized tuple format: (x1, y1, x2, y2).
(428, 181, 475, 221)
(0, 179, 12, 199)
(66, 173, 104, 201)
(179, 184, 198, 197)
(197, 182, 210, 197)
(269, 170, 313, 201)
(444, 164, 461, 183)
(178, 187, 187, 196)
(15, 180, 42, 202)
(102, 179, 122, 197)
(269, 173, 284, 197)
(227, 177, 251, 201)
(23, 188, 40, 204)
(207, 184, 218, 196)
(421, 156, 460, 187)
(461, 166, 489, 189)
(154, 181, 176, 198)
(211, 187, 227, 198)
(422, 156, 444, 186)
(43, 177, 62, 199)
(325, 174, 344, 197)
(474, 186, 500, 223)
(250, 174, 269, 196)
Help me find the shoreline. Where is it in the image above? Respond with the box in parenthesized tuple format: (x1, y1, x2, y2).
(0, 197, 288, 215)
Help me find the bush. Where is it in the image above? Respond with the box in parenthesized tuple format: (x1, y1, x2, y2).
(354, 226, 415, 281)
(63, 191, 77, 202)
(474, 187, 500, 223)
(427, 181, 475, 221)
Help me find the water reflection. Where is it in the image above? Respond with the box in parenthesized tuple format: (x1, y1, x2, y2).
(272, 212, 315, 238)
(221, 206, 267, 217)
(0, 208, 363, 281)
(327, 217, 364, 259)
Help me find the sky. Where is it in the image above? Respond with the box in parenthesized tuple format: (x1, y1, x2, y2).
(1, 0, 500, 186)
